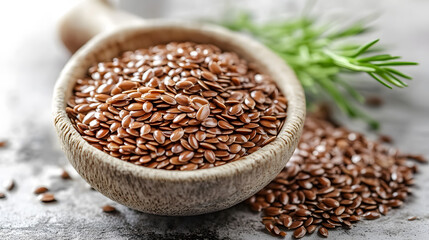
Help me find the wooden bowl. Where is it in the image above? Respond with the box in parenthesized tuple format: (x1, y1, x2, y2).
(53, 0, 305, 216)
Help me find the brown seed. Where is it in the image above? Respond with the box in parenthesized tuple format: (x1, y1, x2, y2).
(304, 217, 313, 227)
(34, 187, 49, 194)
(229, 144, 242, 154)
(149, 112, 163, 122)
(127, 103, 143, 111)
(322, 198, 340, 208)
(188, 134, 199, 149)
(118, 81, 137, 90)
(175, 94, 190, 105)
(306, 225, 317, 234)
(228, 104, 242, 116)
(302, 190, 316, 201)
(342, 220, 352, 229)
(322, 222, 335, 229)
(39, 193, 56, 203)
(365, 96, 383, 107)
(161, 95, 177, 105)
(204, 150, 216, 163)
(282, 215, 293, 228)
(179, 151, 194, 162)
(289, 220, 303, 229)
(141, 92, 161, 101)
(278, 193, 289, 205)
(176, 80, 193, 89)
(201, 71, 217, 81)
(218, 120, 234, 130)
(265, 222, 274, 234)
(142, 101, 153, 112)
(264, 207, 283, 216)
(408, 216, 418, 221)
(202, 118, 217, 128)
(170, 128, 184, 142)
(177, 105, 194, 113)
(195, 131, 206, 142)
(318, 227, 329, 238)
(251, 90, 265, 104)
(180, 163, 198, 171)
(295, 208, 311, 217)
(96, 128, 109, 138)
(334, 206, 345, 215)
(60, 169, 71, 179)
(260, 120, 276, 129)
(153, 130, 166, 144)
(293, 226, 307, 239)
(111, 94, 128, 102)
(173, 113, 187, 123)
(196, 104, 210, 121)
(348, 215, 361, 222)
(389, 199, 403, 208)
(140, 124, 151, 136)
(0, 192, 5, 199)
(379, 204, 389, 215)
(363, 211, 380, 220)
(208, 61, 222, 74)
(102, 204, 117, 213)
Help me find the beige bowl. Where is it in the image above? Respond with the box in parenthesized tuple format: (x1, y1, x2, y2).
(53, 1, 305, 216)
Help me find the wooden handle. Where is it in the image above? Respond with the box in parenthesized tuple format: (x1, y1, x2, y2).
(59, 0, 144, 53)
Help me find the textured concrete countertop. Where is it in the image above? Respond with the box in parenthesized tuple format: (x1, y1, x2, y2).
(0, 0, 428, 239)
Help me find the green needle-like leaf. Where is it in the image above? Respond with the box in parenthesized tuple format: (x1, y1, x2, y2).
(351, 39, 380, 57)
(221, 13, 417, 129)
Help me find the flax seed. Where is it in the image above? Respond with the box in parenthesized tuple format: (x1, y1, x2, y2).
(102, 204, 117, 213)
(293, 226, 307, 239)
(39, 193, 56, 203)
(318, 227, 329, 238)
(34, 187, 49, 194)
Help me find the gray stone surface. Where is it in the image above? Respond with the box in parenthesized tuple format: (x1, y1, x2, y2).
(0, 0, 428, 239)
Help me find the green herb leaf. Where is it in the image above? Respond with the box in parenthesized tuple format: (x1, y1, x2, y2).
(221, 13, 417, 129)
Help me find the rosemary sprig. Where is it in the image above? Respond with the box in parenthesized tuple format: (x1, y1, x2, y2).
(222, 14, 417, 129)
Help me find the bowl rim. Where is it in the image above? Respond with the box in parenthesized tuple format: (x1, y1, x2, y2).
(52, 20, 306, 182)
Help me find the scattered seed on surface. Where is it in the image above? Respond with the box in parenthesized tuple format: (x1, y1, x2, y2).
(318, 227, 329, 238)
(102, 205, 117, 213)
(408, 216, 417, 221)
(246, 115, 421, 238)
(39, 193, 56, 203)
(293, 226, 307, 239)
(0, 141, 6, 148)
(0, 192, 5, 199)
(363, 211, 380, 220)
(379, 135, 393, 144)
(365, 96, 383, 107)
(61, 170, 71, 179)
(34, 187, 49, 194)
